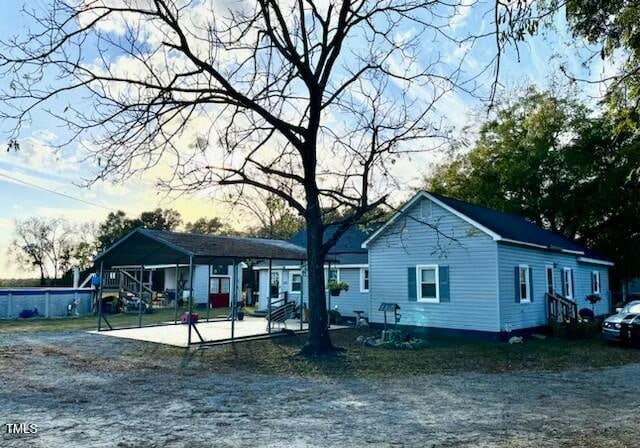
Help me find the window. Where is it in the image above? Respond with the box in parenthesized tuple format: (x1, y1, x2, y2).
(270, 271, 280, 298)
(563, 268, 574, 299)
(421, 200, 432, 219)
(519, 265, 531, 303)
(290, 271, 302, 293)
(360, 268, 369, 293)
(327, 268, 339, 282)
(545, 265, 554, 295)
(417, 265, 439, 302)
(592, 271, 601, 294)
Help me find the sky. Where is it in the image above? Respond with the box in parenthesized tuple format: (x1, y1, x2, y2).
(0, 1, 612, 278)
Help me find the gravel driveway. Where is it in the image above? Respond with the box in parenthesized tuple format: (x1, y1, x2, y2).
(1, 331, 638, 448)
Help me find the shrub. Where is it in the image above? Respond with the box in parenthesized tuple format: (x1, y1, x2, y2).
(328, 309, 342, 324)
(556, 320, 601, 339)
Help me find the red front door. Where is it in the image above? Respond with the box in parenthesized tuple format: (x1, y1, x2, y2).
(209, 277, 230, 308)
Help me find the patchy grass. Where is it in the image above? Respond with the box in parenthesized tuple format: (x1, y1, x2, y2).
(0, 307, 231, 333)
(2, 316, 640, 378)
(143, 327, 640, 378)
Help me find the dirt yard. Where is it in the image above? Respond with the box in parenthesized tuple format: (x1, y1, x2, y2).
(1, 329, 639, 448)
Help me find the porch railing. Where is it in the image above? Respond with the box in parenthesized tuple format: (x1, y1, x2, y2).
(547, 292, 578, 323)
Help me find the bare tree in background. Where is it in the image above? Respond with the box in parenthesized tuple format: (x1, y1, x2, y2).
(0, 0, 524, 353)
(235, 191, 305, 240)
(9, 217, 74, 285)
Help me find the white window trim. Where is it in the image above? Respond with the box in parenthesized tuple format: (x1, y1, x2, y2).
(417, 264, 439, 303)
(545, 265, 554, 295)
(289, 271, 302, 293)
(563, 268, 574, 299)
(325, 267, 340, 292)
(592, 271, 601, 294)
(359, 268, 369, 293)
(519, 264, 531, 303)
(325, 267, 340, 282)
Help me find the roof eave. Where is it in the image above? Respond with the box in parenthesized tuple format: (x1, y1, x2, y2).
(577, 257, 615, 267)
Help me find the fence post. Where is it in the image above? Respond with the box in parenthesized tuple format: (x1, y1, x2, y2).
(45, 290, 51, 318)
(7, 292, 12, 318)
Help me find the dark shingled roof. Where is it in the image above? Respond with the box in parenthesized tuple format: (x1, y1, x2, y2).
(289, 224, 378, 264)
(95, 228, 307, 267)
(427, 192, 609, 259)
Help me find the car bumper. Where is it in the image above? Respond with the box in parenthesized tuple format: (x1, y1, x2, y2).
(602, 328, 620, 341)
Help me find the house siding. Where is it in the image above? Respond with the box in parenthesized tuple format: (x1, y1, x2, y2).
(255, 264, 369, 317)
(327, 267, 370, 318)
(497, 243, 611, 331)
(368, 197, 500, 332)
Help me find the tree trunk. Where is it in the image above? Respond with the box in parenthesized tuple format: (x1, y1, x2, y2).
(301, 206, 335, 355)
(39, 266, 46, 287)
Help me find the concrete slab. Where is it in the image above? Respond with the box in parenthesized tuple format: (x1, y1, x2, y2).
(89, 316, 345, 347)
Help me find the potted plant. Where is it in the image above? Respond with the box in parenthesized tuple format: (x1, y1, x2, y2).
(328, 279, 349, 296)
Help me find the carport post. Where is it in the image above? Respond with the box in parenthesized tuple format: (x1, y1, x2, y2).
(173, 263, 179, 324)
(267, 258, 273, 334)
(231, 258, 237, 341)
(138, 265, 144, 328)
(300, 261, 304, 331)
(187, 255, 194, 346)
(327, 260, 332, 329)
(97, 261, 104, 331)
(206, 264, 211, 322)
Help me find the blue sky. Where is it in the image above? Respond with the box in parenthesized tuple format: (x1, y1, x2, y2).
(0, 1, 609, 278)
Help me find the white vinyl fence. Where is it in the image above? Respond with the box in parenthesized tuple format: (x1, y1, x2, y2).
(0, 288, 94, 319)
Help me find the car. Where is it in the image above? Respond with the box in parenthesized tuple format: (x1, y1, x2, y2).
(602, 300, 640, 342)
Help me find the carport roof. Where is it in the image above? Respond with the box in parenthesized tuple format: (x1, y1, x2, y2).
(94, 228, 307, 268)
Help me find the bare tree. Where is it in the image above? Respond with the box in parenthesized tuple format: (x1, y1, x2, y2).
(0, 0, 522, 353)
(9, 217, 75, 285)
(234, 191, 304, 240)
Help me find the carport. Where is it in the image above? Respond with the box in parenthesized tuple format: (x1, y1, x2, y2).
(92, 228, 311, 347)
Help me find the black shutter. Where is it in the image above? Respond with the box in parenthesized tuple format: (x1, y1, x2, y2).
(439, 266, 450, 302)
(408, 267, 417, 301)
(515, 266, 520, 303)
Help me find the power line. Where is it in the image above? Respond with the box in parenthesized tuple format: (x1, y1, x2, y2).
(0, 171, 117, 212)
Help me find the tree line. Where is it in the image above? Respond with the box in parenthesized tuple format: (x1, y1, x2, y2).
(7, 195, 304, 286)
(424, 86, 640, 284)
